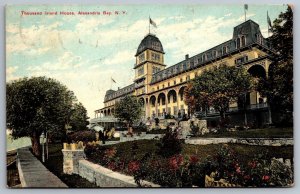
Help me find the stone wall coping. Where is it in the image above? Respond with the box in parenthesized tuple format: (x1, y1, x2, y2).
(78, 159, 160, 187)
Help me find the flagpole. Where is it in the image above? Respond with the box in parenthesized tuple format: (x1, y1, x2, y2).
(244, 7, 246, 21)
(267, 11, 269, 38)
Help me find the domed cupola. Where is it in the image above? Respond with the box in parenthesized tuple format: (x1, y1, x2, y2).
(135, 34, 164, 57)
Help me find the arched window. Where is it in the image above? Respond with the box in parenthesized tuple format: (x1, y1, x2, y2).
(202, 54, 207, 62)
(236, 37, 241, 49)
(241, 36, 246, 47)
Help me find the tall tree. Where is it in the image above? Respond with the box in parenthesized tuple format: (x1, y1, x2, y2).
(6, 77, 77, 156)
(69, 102, 89, 131)
(114, 95, 142, 133)
(185, 65, 254, 121)
(257, 6, 293, 125)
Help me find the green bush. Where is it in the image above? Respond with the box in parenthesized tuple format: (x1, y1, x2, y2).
(156, 127, 182, 158)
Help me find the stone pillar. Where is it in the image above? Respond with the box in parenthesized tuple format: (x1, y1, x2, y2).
(62, 143, 85, 175)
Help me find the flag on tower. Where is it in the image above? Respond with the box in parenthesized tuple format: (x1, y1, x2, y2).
(111, 77, 116, 83)
(267, 11, 272, 28)
(150, 18, 157, 28)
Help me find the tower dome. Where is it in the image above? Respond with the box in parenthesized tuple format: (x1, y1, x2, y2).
(135, 34, 164, 56)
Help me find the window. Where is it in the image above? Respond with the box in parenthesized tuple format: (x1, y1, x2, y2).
(157, 86, 159, 90)
(235, 55, 249, 66)
(195, 72, 198, 77)
(183, 63, 186, 70)
(168, 82, 170, 87)
(236, 37, 241, 49)
(180, 78, 183, 83)
(174, 80, 176, 85)
(138, 53, 145, 62)
(186, 76, 190, 81)
(241, 36, 246, 47)
(153, 67, 161, 74)
(151, 52, 160, 61)
(212, 50, 217, 58)
(162, 84, 165, 88)
(202, 54, 207, 62)
(138, 67, 144, 76)
(190, 61, 194, 68)
(255, 33, 263, 44)
(222, 46, 228, 55)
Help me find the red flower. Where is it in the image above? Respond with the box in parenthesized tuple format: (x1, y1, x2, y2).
(248, 161, 257, 169)
(262, 175, 270, 181)
(189, 155, 199, 164)
(128, 161, 140, 173)
(177, 154, 184, 166)
(105, 147, 117, 158)
(108, 161, 116, 170)
(169, 156, 179, 170)
(244, 175, 251, 180)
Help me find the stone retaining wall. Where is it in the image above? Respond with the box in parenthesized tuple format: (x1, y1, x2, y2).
(62, 144, 159, 187)
(185, 138, 293, 146)
(78, 160, 159, 187)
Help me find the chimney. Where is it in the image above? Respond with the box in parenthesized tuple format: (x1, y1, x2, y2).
(185, 54, 189, 60)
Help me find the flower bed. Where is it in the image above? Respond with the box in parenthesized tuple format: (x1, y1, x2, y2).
(85, 139, 293, 187)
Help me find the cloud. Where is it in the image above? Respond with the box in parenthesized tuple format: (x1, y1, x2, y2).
(27, 51, 82, 72)
(224, 13, 232, 17)
(6, 66, 19, 81)
(102, 50, 133, 66)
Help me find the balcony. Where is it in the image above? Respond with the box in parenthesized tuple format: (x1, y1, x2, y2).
(246, 103, 268, 110)
(90, 116, 119, 124)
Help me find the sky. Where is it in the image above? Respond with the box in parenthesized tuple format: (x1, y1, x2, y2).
(6, 4, 288, 119)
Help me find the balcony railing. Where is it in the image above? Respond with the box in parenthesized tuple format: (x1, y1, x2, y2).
(90, 116, 119, 124)
(246, 103, 268, 110)
(200, 103, 269, 116)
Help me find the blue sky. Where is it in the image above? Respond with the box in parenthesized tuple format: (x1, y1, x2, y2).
(6, 4, 288, 118)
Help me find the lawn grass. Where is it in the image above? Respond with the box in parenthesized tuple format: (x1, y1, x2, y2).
(200, 127, 293, 138)
(43, 144, 99, 188)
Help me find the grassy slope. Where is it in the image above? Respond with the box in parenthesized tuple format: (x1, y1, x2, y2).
(200, 127, 293, 138)
(98, 140, 293, 166)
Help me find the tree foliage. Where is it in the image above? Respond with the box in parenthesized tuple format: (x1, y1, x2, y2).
(114, 95, 143, 129)
(6, 76, 86, 156)
(257, 6, 293, 125)
(69, 102, 89, 131)
(184, 65, 254, 119)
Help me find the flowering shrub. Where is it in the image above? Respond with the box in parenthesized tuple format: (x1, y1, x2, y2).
(84, 143, 293, 188)
(156, 127, 182, 158)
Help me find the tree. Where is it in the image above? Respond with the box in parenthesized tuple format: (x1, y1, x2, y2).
(114, 95, 142, 133)
(257, 6, 293, 125)
(6, 76, 77, 156)
(69, 102, 89, 131)
(185, 65, 254, 121)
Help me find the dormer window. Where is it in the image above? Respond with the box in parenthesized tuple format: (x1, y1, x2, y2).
(222, 46, 228, 55)
(236, 37, 241, 49)
(212, 50, 217, 58)
(241, 36, 246, 47)
(202, 54, 207, 62)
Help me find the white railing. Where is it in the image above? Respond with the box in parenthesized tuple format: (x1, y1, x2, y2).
(90, 116, 119, 123)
